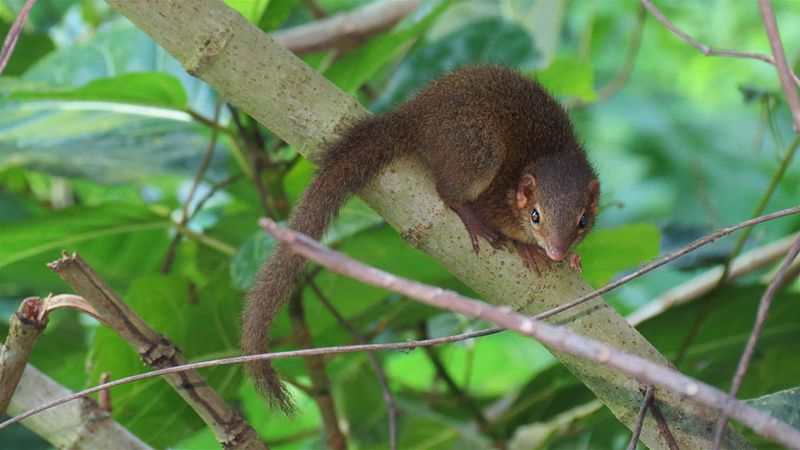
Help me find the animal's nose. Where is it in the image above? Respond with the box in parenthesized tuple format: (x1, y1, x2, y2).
(546, 246, 566, 261)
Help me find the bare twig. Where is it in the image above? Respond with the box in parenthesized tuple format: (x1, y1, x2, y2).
(273, 0, 420, 55)
(757, 0, 800, 131)
(288, 292, 347, 450)
(98, 372, 112, 413)
(48, 253, 264, 449)
(674, 136, 800, 365)
(627, 386, 654, 450)
(535, 205, 800, 321)
(571, 4, 646, 109)
(162, 98, 224, 273)
(417, 323, 497, 444)
(648, 397, 679, 450)
(640, 0, 800, 86)
(0, 328, 501, 431)
(0, 0, 36, 75)
(257, 219, 800, 447)
(711, 232, 800, 449)
(307, 279, 399, 450)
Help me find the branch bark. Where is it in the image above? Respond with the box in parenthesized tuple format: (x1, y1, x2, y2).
(48, 253, 265, 449)
(105, 1, 751, 448)
(5, 360, 150, 449)
(272, 0, 420, 55)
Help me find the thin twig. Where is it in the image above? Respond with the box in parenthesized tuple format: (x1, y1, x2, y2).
(259, 219, 800, 447)
(571, 4, 646, 109)
(534, 205, 800, 321)
(307, 279, 399, 450)
(648, 397, 679, 450)
(640, 0, 800, 86)
(48, 253, 263, 449)
(673, 137, 800, 365)
(0, 0, 36, 75)
(758, 0, 800, 131)
(0, 328, 500, 430)
(417, 323, 498, 445)
(288, 292, 347, 450)
(711, 232, 800, 449)
(161, 98, 224, 273)
(627, 232, 799, 326)
(227, 104, 275, 217)
(627, 386, 654, 450)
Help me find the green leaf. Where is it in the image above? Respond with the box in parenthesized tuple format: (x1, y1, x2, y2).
(224, 0, 270, 24)
(747, 387, 800, 429)
(5, 73, 188, 109)
(373, 16, 540, 112)
(0, 20, 54, 76)
(386, 331, 555, 396)
(0, 100, 225, 182)
(578, 223, 660, 287)
(0, 203, 169, 269)
(257, 0, 293, 31)
(639, 286, 800, 398)
(229, 198, 383, 291)
(324, 0, 453, 92)
(535, 56, 597, 101)
(89, 274, 243, 448)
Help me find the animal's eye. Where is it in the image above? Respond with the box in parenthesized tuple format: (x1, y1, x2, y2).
(578, 213, 588, 229)
(531, 209, 540, 225)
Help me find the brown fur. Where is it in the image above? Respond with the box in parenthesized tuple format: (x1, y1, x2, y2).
(241, 65, 599, 413)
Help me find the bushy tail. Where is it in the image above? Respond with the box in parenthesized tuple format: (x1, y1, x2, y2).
(240, 113, 412, 413)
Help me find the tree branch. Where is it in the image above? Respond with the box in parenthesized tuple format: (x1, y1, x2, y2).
(259, 219, 800, 448)
(640, 0, 800, 86)
(4, 361, 150, 449)
(288, 292, 347, 450)
(272, 0, 420, 55)
(47, 253, 264, 449)
(711, 232, 800, 449)
(0, 328, 501, 431)
(757, 0, 800, 131)
(105, 1, 751, 446)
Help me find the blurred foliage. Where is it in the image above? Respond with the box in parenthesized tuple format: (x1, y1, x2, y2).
(1, 0, 799, 449)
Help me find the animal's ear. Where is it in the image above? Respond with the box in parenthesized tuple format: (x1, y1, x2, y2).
(587, 178, 600, 213)
(516, 174, 537, 209)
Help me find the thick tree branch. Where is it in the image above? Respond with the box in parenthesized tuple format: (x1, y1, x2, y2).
(105, 1, 750, 447)
(4, 361, 150, 449)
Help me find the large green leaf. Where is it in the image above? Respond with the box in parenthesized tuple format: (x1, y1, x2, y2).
(578, 222, 661, 288)
(0, 100, 226, 182)
(89, 274, 243, 448)
(535, 56, 596, 101)
(0, 202, 169, 269)
(639, 285, 800, 397)
(747, 387, 800, 429)
(372, 16, 541, 112)
(5, 72, 188, 109)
